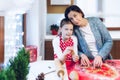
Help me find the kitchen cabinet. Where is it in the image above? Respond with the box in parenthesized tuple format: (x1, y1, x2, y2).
(45, 40, 120, 60)
(110, 40, 120, 59)
(45, 40, 54, 60)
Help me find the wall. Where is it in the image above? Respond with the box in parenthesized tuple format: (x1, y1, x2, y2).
(26, 0, 46, 60)
(76, 0, 120, 27)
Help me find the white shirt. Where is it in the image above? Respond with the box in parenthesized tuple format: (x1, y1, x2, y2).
(52, 35, 78, 59)
(80, 23, 98, 57)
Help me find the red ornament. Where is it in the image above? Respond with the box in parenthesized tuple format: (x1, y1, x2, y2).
(51, 29, 58, 35)
(26, 45, 37, 62)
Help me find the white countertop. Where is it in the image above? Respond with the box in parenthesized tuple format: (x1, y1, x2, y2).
(27, 60, 68, 80)
(109, 31, 120, 40)
(45, 35, 56, 40)
(45, 31, 120, 40)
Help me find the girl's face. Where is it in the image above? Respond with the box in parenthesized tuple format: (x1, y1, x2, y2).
(68, 11, 83, 26)
(61, 23, 73, 40)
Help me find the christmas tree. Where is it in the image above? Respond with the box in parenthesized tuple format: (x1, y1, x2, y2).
(0, 48, 30, 80)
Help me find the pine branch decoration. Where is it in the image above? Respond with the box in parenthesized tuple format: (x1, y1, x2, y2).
(9, 48, 30, 80)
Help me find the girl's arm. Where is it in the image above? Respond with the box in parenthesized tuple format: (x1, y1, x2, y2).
(72, 36, 78, 55)
(52, 37, 66, 64)
(72, 36, 79, 62)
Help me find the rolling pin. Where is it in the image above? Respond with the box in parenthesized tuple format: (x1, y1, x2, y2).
(54, 59, 65, 80)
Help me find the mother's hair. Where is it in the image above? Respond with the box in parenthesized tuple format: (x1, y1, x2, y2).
(64, 5, 85, 19)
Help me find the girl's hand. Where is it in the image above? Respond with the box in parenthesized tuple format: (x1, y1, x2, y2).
(80, 54, 90, 67)
(61, 47, 73, 61)
(93, 55, 103, 68)
(72, 54, 79, 62)
(63, 47, 73, 55)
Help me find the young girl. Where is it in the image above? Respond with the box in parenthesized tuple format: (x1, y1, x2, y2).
(52, 18, 79, 80)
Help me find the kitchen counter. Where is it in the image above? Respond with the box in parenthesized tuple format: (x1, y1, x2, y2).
(45, 35, 57, 40)
(45, 34, 120, 40)
(109, 31, 120, 40)
(45, 31, 120, 40)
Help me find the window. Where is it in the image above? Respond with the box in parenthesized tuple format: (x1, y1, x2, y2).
(4, 14, 24, 65)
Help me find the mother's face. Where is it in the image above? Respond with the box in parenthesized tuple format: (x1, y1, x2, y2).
(68, 11, 83, 26)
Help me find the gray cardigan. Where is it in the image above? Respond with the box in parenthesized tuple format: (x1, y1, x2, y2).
(74, 17, 113, 60)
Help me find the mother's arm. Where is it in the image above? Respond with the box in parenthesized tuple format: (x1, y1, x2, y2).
(95, 17, 113, 60)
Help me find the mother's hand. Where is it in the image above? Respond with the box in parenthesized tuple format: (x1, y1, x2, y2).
(93, 55, 103, 68)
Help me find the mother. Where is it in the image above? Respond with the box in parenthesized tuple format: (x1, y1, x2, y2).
(64, 5, 113, 68)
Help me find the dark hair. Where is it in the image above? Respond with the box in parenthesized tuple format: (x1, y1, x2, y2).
(60, 18, 72, 27)
(64, 5, 85, 19)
